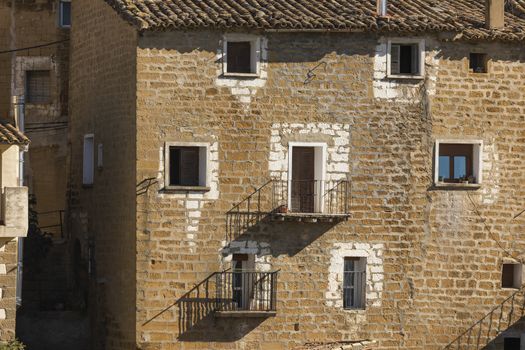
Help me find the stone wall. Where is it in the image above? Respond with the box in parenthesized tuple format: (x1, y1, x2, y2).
(0, 0, 69, 238)
(0, 238, 18, 342)
(69, 0, 137, 348)
(131, 29, 525, 350)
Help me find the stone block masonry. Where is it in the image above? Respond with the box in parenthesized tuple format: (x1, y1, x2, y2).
(68, 2, 525, 348)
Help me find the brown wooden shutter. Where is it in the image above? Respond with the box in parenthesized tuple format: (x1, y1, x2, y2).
(169, 147, 199, 186)
(179, 147, 199, 186)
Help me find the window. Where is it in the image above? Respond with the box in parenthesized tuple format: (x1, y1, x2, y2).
(469, 53, 488, 73)
(165, 143, 208, 189)
(502, 263, 522, 289)
(343, 257, 366, 309)
(434, 140, 483, 186)
(223, 35, 260, 76)
(59, 0, 71, 28)
(387, 39, 424, 78)
(504, 338, 521, 350)
(26, 70, 51, 104)
(83, 134, 94, 186)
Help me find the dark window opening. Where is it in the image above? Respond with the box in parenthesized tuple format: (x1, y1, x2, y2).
(391, 43, 419, 75)
(438, 144, 474, 183)
(59, 1, 71, 27)
(504, 337, 521, 350)
(502, 263, 522, 289)
(226, 41, 252, 74)
(469, 53, 488, 73)
(343, 257, 366, 309)
(169, 146, 200, 187)
(26, 70, 51, 104)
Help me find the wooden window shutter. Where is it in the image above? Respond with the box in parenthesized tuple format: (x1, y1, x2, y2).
(390, 44, 400, 74)
(411, 44, 419, 75)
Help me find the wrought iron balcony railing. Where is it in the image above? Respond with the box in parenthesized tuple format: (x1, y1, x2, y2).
(226, 178, 350, 240)
(272, 179, 350, 216)
(215, 270, 278, 316)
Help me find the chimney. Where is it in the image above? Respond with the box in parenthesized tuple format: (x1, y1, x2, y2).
(377, 0, 387, 17)
(486, 0, 505, 29)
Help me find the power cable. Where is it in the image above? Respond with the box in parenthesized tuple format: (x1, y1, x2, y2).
(0, 39, 69, 55)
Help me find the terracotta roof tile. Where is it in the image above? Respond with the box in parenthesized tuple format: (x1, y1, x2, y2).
(0, 123, 30, 145)
(104, 0, 525, 41)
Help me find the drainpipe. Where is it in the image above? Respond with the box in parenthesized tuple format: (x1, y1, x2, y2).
(13, 96, 25, 307)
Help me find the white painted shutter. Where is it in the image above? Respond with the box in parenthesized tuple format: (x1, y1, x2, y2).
(83, 135, 94, 185)
(411, 44, 420, 75)
(390, 44, 400, 75)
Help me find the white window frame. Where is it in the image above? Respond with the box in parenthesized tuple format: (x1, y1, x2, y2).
(434, 139, 483, 188)
(164, 142, 210, 191)
(287, 142, 327, 213)
(59, 0, 71, 28)
(83, 134, 94, 186)
(222, 34, 261, 77)
(387, 38, 425, 79)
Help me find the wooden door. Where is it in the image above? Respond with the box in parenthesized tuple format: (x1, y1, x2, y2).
(291, 147, 315, 213)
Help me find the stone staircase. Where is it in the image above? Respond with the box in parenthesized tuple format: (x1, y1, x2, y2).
(444, 286, 525, 349)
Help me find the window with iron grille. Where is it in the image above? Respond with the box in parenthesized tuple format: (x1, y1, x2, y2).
(343, 257, 366, 309)
(26, 70, 51, 104)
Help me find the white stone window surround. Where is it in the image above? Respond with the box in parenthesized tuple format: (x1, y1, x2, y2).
(326, 243, 384, 309)
(287, 142, 327, 212)
(221, 33, 261, 78)
(163, 142, 211, 191)
(433, 139, 483, 188)
(386, 38, 426, 79)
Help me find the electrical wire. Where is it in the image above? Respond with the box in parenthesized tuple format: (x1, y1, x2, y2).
(0, 39, 69, 55)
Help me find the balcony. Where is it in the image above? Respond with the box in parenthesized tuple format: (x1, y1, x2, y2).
(0, 186, 28, 238)
(271, 179, 350, 222)
(215, 270, 278, 318)
(226, 178, 350, 240)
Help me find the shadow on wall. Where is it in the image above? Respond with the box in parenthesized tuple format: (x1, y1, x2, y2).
(142, 272, 266, 342)
(224, 220, 338, 258)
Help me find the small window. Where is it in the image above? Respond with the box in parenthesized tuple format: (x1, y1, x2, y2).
(388, 41, 423, 77)
(435, 140, 482, 186)
(165, 144, 208, 189)
(504, 337, 521, 350)
(59, 0, 71, 28)
(83, 134, 94, 186)
(227, 42, 252, 74)
(469, 53, 488, 73)
(223, 35, 260, 76)
(502, 263, 522, 289)
(343, 257, 366, 309)
(26, 70, 51, 104)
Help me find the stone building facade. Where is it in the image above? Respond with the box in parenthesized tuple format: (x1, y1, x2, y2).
(69, 0, 525, 349)
(0, 124, 30, 341)
(0, 0, 69, 240)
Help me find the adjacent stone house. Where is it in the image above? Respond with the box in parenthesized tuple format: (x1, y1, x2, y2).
(69, 0, 525, 349)
(0, 0, 69, 240)
(0, 123, 30, 341)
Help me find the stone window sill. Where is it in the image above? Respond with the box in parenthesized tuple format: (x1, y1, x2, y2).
(221, 72, 260, 79)
(386, 74, 424, 80)
(162, 186, 210, 193)
(432, 183, 481, 190)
